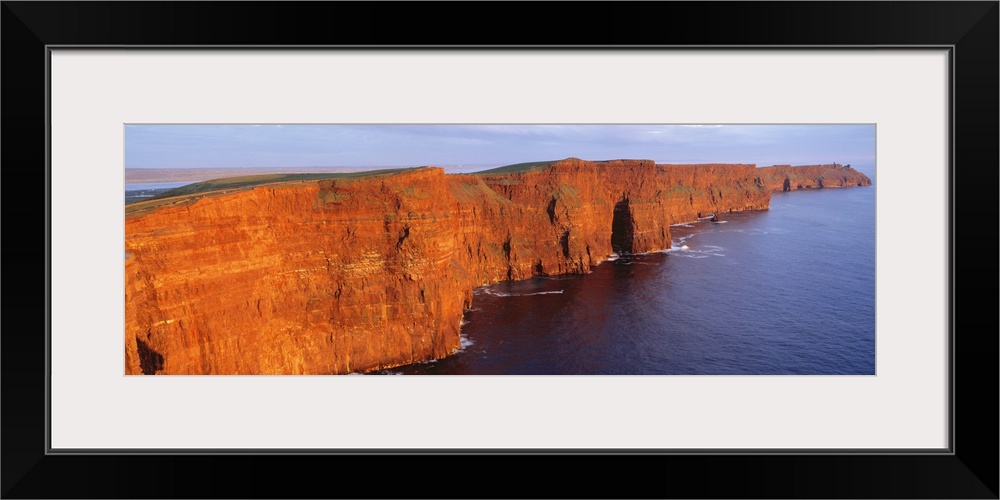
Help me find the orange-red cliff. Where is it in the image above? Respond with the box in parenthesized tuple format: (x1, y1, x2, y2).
(125, 159, 865, 374)
(758, 163, 872, 191)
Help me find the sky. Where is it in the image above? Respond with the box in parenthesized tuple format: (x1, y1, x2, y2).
(125, 124, 876, 174)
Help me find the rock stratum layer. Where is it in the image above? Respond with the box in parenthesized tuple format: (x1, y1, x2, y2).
(125, 159, 870, 374)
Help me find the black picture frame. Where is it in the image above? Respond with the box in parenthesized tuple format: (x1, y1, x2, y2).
(3, 2, 996, 498)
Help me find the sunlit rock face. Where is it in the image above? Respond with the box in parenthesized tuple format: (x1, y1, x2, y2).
(125, 159, 862, 374)
(126, 168, 465, 375)
(758, 163, 872, 192)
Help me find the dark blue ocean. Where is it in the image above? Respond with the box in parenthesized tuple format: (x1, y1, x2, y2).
(380, 182, 876, 375)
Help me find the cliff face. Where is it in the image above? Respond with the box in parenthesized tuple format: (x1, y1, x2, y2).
(126, 168, 464, 375)
(449, 159, 770, 283)
(758, 163, 872, 192)
(125, 158, 848, 375)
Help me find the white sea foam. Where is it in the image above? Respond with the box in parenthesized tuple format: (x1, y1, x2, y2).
(481, 289, 565, 298)
(661, 244, 691, 253)
(665, 243, 726, 259)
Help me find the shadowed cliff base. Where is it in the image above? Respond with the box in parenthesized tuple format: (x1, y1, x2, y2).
(135, 337, 164, 375)
(611, 197, 635, 254)
(124, 159, 871, 374)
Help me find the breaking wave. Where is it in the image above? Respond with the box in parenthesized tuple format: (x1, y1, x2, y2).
(661, 244, 691, 253)
(481, 289, 565, 298)
(666, 244, 726, 259)
(460, 334, 474, 349)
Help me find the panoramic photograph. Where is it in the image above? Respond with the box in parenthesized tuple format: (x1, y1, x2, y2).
(124, 124, 875, 375)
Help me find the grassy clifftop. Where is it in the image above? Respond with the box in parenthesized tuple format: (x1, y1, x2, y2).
(126, 168, 424, 217)
(472, 160, 559, 175)
(152, 170, 415, 199)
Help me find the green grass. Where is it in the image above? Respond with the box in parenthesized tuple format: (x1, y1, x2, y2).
(472, 158, 653, 175)
(472, 160, 560, 175)
(448, 178, 513, 205)
(126, 168, 422, 217)
(150, 170, 415, 200)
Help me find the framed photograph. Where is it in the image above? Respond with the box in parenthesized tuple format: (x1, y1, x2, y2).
(3, 2, 996, 498)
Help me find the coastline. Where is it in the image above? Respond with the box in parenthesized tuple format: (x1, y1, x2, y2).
(125, 160, 870, 375)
